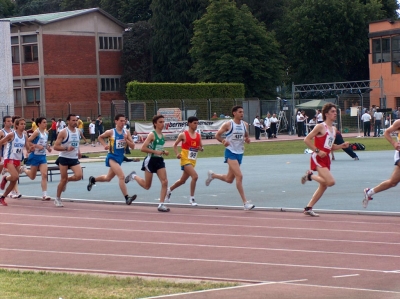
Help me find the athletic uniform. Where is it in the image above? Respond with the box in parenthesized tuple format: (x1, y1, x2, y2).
(27, 129, 48, 166)
(106, 128, 127, 166)
(180, 130, 201, 170)
(224, 120, 247, 165)
(4, 131, 26, 168)
(0, 128, 12, 165)
(142, 131, 165, 173)
(56, 128, 80, 167)
(310, 122, 336, 171)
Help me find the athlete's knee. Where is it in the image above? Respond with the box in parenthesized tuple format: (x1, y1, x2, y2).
(388, 179, 399, 188)
(326, 179, 335, 187)
(191, 174, 198, 181)
(160, 178, 168, 187)
(226, 177, 235, 184)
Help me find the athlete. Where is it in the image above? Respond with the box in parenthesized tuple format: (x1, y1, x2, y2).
(53, 114, 82, 207)
(301, 103, 349, 216)
(205, 105, 255, 210)
(165, 116, 203, 206)
(20, 117, 52, 201)
(125, 115, 170, 212)
(86, 114, 137, 205)
(363, 119, 400, 208)
(0, 118, 32, 206)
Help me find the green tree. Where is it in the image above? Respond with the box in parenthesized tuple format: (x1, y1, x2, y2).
(121, 21, 153, 91)
(189, 0, 284, 98)
(17, 0, 62, 15)
(281, 0, 384, 84)
(0, 0, 16, 17)
(149, 0, 208, 82)
(60, 0, 89, 11)
(119, 0, 152, 23)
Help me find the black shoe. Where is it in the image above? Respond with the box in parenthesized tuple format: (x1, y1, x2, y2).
(87, 176, 95, 191)
(126, 194, 137, 205)
(123, 156, 133, 162)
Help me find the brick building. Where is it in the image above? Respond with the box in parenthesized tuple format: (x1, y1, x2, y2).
(2, 8, 125, 120)
(369, 19, 400, 109)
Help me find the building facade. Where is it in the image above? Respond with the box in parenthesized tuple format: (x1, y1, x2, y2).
(369, 19, 400, 109)
(2, 8, 125, 120)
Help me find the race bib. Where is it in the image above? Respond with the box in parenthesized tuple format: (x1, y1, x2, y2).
(188, 148, 198, 160)
(13, 147, 22, 154)
(71, 141, 79, 148)
(116, 139, 126, 149)
(324, 136, 334, 149)
(233, 134, 243, 140)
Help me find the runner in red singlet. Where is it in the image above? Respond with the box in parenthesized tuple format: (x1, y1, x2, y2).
(301, 103, 349, 217)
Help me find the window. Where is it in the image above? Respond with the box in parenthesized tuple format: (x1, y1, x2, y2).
(99, 36, 122, 50)
(13, 80, 22, 106)
(20, 34, 38, 63)
(12, 46, 20, 63)
(25, 79, 40, 104)
(392, 36, 400, 74)
(101, 78, 120, 92)
(372, 38, 391, 63)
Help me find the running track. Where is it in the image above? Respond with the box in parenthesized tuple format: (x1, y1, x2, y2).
(1, 199, 400, 298)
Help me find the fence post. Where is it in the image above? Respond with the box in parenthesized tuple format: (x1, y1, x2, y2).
(68, 102, 71, 115)
(153, 100, 158, 115)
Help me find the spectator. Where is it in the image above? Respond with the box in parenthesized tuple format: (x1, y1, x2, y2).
(296, 110, 304, 137)
(89, 119, 96, 146)
(264, 113, 272, 139)
(308, 116, 317, 131)
(95, 115, 104, 144)
(316, 109, 323, 123)
(373, 108, 383, 137)
(253, 115, 261, 140)
(132, 131, 144, 143)
(361, 110, 371, 137)
(270, 113, 278, 138)
(56, 118, 66, 135)
(211, 112, 218, 120)
(49, 118, 57, 146)
(331, 131, 359, 161)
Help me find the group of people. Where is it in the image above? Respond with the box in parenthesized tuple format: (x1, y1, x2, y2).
(360, 107, 386, 137)
(253, 114, 278, 140)
(297, 109, 323, 137)
(1, 103, 398, 216)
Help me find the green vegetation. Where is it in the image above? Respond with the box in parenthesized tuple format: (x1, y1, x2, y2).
(0, 269, 236, 299)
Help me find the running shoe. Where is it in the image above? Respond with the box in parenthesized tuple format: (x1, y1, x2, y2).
(303, 209, 319, 217)
(158, 204, 170, 212)
(87, 176, 96, 191)
(354, 157, 359, 161)
(244, 201, 255, 210)
(363, 188, 373, 208)
(301, 170, 313, 184)
(0, 197, 7, 206)
(205, 170, 214, 186)
(190, 198, 198, 207)
(0, 176, 7, 190)
(165, 189, 172, 203)
(126, 194, 137, 205)
(42, 196, 51, 201)
(11, 192, 22, 199)
(54, 198, 64, 207)
(125, 171, 136, 184)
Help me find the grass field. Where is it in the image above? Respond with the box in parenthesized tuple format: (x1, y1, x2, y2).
(0, 269, 237, 299)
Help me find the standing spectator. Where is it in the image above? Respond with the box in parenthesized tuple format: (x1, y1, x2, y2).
(95, 115, 104, 144)
(302, 111, 308, 136)
(77, 116, 84, 137)
(270, 113, 278, 138)
(264, 114, 272, 139)
(253, 115, 261, 140)
(374, 108, 383, 137)
(49, 118, 57, 146)
(361, 110, 371, 137)
(316, 109, 323, 123)
(89, 119, 96, 147)
(296, 110, 304, 137)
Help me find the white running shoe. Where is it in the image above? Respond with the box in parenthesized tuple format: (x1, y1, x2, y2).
(205, 170, 214, 186)
(304, 209, 319, 217)
(8, 191, 16, 198)
(363, 188, 373, 208)
(125, 171, 136, 184)
(301, 170, 313, 184)
(190, 198, 198, 206)
(19, 165, 27, 174)
(244, 201, 255, 210)
(54, 198, 64, 207)
(165, 188, 172, 203)
(158, 204, 170, 212)
(42, 195, 51, 201)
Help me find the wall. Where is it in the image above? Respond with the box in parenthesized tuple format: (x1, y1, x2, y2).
(0, 21, 14, 119)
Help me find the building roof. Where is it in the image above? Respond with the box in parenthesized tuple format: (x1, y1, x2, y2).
(1, 8, 126, 28)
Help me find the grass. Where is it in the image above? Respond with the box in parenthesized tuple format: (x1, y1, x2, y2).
(0, 269, 237, 299)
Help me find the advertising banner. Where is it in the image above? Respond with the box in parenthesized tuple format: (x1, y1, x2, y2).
(135, 119, 227, 139)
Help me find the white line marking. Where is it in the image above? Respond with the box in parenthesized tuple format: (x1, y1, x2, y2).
(1, 213, 399, 235)
(332, 274, 360, 278)
(3, 205, 400, 227)
(2, 222, 400, 246)
(143, 279, 309, 299)
(2, 233, 400, 259)
(0, 247, 398, 274)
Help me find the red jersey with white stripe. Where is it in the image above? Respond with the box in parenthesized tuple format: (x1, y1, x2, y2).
(310, 123, 336, 171)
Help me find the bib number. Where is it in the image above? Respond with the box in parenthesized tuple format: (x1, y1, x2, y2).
(13, 148, 22, 154)
(234, 134, 243, 140)
(188, 148, 198, 160)
(71, 142, 79, 148)
(324, 136, 334, 149)
(116, 139, 126, 149)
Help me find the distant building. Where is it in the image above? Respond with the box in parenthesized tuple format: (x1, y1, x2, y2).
(369, 19, 400, 109)
(1, 8, 125, 119)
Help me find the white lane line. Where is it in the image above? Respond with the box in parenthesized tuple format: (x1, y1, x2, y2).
(3, 206, 400, 227)
(0, 247, 398, 274)
(143, 279, 309, 299)
(332, 274, 360, 278)
(2, 222, 400, 246)
(2, 233, 400, 259)
(1, 213, 399, 235)
(0, 264, 263, 283)
(281, 281, 400, 295)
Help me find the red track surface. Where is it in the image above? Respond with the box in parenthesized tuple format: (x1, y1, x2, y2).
(1, 199, 400, 298)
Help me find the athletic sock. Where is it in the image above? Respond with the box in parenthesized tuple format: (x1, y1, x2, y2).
(131, 173, 136, 180)
(56, 197, 61, 200)
(367, 188, 375, 196)
(307, 172, 313, 181)
(190, 196, 195, 200)
(304, 206, 312, 211)
(42, 191, 47, 197)
(158, 203, 163, 208)
(125, 195, 129, 200)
